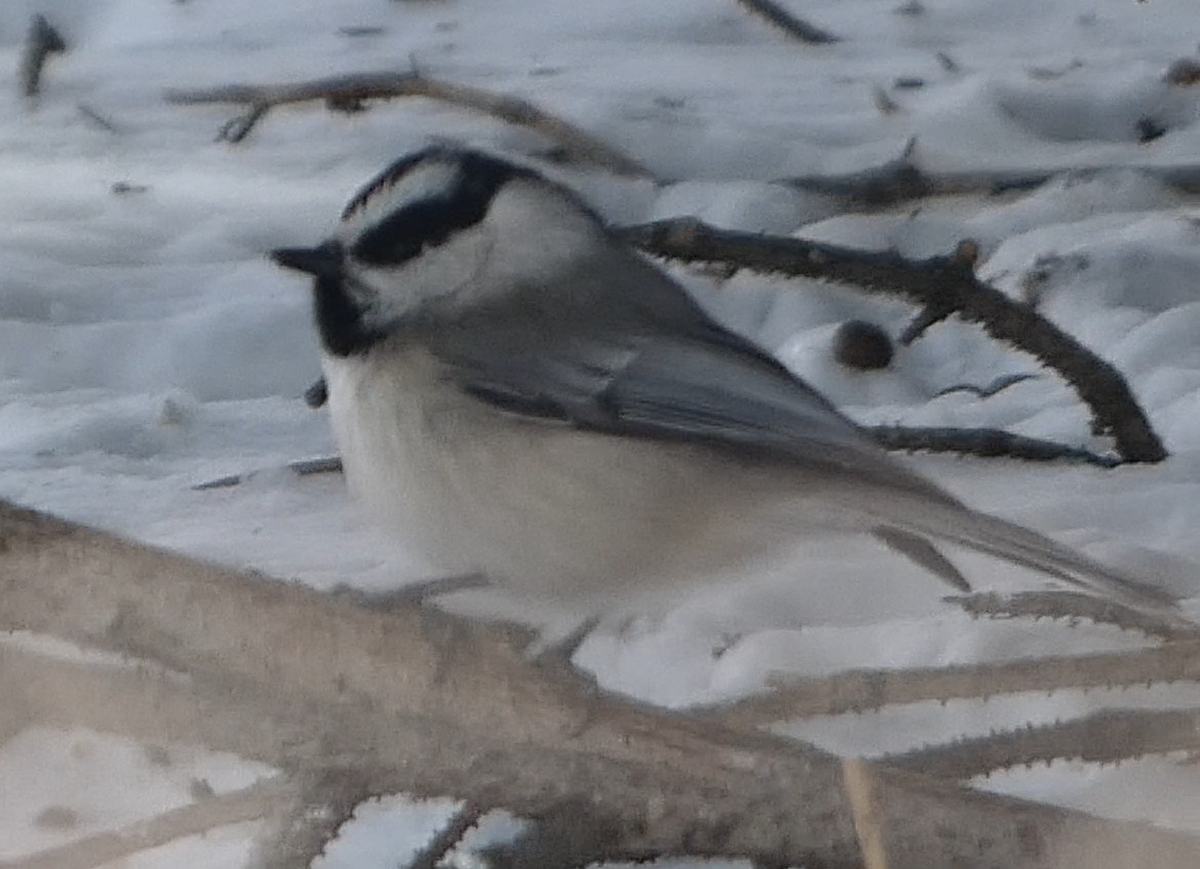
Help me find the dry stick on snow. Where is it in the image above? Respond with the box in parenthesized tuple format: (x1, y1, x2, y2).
(406, 803, 485, 869)
(702, 640, 1200, 727)
(885, 707, 1200, 780)
(782, 138, 1200, 208)
(868, 425, 1120, 467)
(619, 217, 1166, 463)
(5, 502, 1200, 868)
(948, 591, 1200, 643)
(0, 778, 296, 869)
(732, 0, 841, 44)
(192, 455, 344, 490)
(76, 102, 123, 135)
(192, 427, 1121, 495)
(19, 14, 67, 99)
(934, 372, 1040, 399)
(164, 72, 650, 177)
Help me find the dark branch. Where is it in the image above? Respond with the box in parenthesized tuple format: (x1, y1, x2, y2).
(868, 425, 1120, 468)
(619, 217, 1166, 463)
(407, 803, 484, 869)
(20, 14, 68, 99)
(732, 0, 840, 44)
(783, 145, 1200, 209)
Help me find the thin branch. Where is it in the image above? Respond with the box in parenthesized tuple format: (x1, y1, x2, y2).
(932, 373, 1039, 399)
(619, 217, 1166, 463)
(732, 0, 840, 44)
(947, 591, 1200, 643)
(867, 425, 1120, 468)
(19, 14, 67, 99)
(6, 500, 1200, 868)
(700, 641, 1200, 726)
(0, 778, 295, 869)
(885, 707, 1200, 780)
(165, 72, 649, 177)
(782, 144, 1200, 208)
(76, 103, 123, 134)
(192, 456, 342, 490)
(406, 803, 484, 869)
(216, 102, 268, 144)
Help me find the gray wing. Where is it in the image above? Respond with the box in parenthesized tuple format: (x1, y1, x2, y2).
(423, 253, 1186, 615)
(426, 251, 960, 506)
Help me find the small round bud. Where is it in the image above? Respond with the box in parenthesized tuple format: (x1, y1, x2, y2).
(305, 377, 329, 408)
(833, 320, 894, 371)
(1165, 57, 1200, 86)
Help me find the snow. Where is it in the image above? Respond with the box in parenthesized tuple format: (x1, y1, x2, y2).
(2, 0, 1200, 864)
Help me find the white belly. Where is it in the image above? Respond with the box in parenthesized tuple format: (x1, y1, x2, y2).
(320, 342, 838, 618)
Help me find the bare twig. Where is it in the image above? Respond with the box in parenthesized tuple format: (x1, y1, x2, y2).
(935, 51, 960, 74)
(5, 499, 1200, 867)
(216, 102, 269, 143)
(19, 14, 68, 99)
(885, 707, 1200, 780)
(782, 145, 1200, 208)
(165, 72, 649, 176)
(947, 591, 1200, 643)
(867, 425, 1120, 468)
(933, 373, 1039, 399)
(619, 217, 1166, 463)
(701, 641, 1200, 726)
(407, 802, 484, 869)
(0, 778, 295, 869)
(192, 455, 342, 490)
(76, 103, 123, 134)
(732, 0, 840, 44)
(871, 84, 902, 115)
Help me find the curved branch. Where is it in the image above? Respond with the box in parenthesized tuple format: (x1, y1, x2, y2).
(619, 218, 1166, 463)
(732, 0, 840, 44)
(165, 72, 649, 177)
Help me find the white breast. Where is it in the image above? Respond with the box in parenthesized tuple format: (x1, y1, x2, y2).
(319, 339, 836, 620)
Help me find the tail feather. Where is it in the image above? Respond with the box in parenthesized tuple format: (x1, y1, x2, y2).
(862, 493, 1191, 628)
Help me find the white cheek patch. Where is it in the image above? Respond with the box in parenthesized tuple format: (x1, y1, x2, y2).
(339, 160, 463, 244)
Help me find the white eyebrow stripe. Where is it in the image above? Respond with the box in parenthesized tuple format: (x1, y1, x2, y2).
(340, 160, 463, 241)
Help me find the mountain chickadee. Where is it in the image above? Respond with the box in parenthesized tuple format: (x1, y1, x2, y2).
(272, 145, 1183, 632)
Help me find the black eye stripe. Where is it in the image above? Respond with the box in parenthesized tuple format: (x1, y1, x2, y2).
(346, 148, 529, 267)
(351, 190, 490, 265)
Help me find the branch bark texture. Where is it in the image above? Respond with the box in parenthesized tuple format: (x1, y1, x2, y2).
(1, 500, 1198, 868)
(620, 218, 1166, 463)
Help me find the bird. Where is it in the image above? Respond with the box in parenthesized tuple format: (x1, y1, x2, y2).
(271, 144, 1185, 637)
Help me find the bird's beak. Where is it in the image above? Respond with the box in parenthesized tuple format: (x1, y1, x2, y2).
(270, 241, 344, 280)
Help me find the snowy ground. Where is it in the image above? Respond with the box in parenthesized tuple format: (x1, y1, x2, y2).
(4, 0, 1200, 865)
